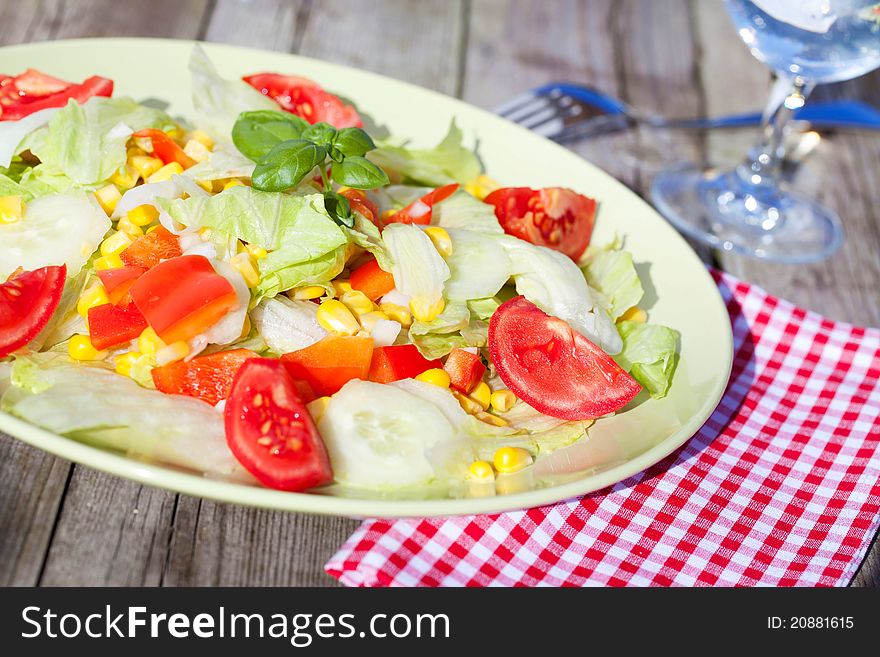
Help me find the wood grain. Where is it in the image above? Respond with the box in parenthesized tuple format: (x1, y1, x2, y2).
(0, 0, 876, 587)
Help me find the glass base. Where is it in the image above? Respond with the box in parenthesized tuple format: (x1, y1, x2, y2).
(650, 164, 844, 264)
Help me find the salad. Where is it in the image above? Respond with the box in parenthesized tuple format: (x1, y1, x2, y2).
(0, 47, 679, 496)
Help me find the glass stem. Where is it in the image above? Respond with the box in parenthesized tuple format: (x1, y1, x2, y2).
(736, 74, 815, 189)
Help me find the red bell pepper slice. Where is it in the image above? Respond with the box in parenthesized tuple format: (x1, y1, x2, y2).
(281, 336, 374, 397)
(152, 348, 259, 406)
(367, 344, 441, 384)
(382, 183, 459, 226)
(443, 348, 486, 394)
(131, 128, 196, 168)
(349, 258, 395, 301)
(87, 302, 148, 351)
(119, 225, 183, 269)
(96, 265, 146, 306)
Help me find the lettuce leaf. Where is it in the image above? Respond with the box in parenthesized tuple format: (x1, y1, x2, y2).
(0, 107, 59, 169)
(431, 191, 503, 234)
(368, 121, 481, 186)
(382, 223, 449, 306)
(444, 228, 510, 301)
(582, 244, 644, 320)
(616, 320, 680, 398)
(28, 97, 174, 187)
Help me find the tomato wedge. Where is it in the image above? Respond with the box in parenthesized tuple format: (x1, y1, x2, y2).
(0, 74, 113, 121)
(87, 301, 148, 351)
(119, 225, 182, 269)
(243, 72, 362, 128)
(367, 344, 441, 384)
(443, 348, 486, 394)
(280, 336, 374, 396)
(96, 265, 146, 305)
(483, 187, 597, 261)
(349, 258, 395, 301)
(152, 348, 259, 406)
(0, 265, 66, 357)
(488, 296, 640, 419)
(225, 358, 333, 491)
(383, 183, 459, 226)
(131, 128, 196, 168)
(129, 255, 238, 344)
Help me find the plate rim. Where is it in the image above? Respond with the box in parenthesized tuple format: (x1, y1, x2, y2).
(0, 37, 734, 518)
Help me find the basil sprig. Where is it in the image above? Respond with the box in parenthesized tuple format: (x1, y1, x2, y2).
(233, 110, 389, 227)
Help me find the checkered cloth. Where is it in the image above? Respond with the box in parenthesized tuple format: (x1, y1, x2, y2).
(326, 271, 880, 586)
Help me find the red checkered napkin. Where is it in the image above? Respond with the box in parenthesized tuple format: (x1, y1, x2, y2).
(326, 271, 880, 586)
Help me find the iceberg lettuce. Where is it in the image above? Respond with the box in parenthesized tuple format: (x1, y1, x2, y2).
(616, 320, 680, 398)
(582, 244, 644, 320)
(382, 223, 449, 306)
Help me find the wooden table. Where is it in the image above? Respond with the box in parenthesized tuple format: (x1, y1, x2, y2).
(1, 0, 877, 587)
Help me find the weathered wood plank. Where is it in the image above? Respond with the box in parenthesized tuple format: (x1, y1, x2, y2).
(50, 0, 211, 39)
(205, 0, 307, 51)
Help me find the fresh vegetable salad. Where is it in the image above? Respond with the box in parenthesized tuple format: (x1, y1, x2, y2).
(0, 47, 679, 496)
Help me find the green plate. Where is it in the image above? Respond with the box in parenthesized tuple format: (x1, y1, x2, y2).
(0, 38, 733, 517)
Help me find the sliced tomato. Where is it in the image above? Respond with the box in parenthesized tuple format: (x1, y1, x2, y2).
(129, 255, 238, 344)
(488, 296, 640, 419)
(242, 72, 362, 128)
(0, 74, 113, 121)
(152, 348, 258, 406)
(96, 265, 146, 305)
(0, 265, 66, 357)
(349, 258, 395, 301)
(87, 301, 148, 351)
(338, 188, 378, 226)
(484, 187, 597, 261)
(367, 344, 441, 384)
(131, 128, 196, 168)
(443, 348, 486, 394)
(383, 183, 459, 226)
(8, 69, 69, 97)
(280, 335, 373, 396)
(224, 358, 333, 491)
(119, 225, 182, 269)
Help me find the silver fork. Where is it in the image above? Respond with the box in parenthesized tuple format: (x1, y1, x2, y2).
(494, 82, 880, 142)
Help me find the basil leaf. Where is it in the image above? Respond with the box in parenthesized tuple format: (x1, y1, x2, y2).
(323, 191, 354, 228)
(334, 127, 375, 157)
(302, 122, 337, 147)
(232, 110, 309, 162)
(327, 146, 344, 163)
(252, 139, 326, 192)
(330, 156, 390, 189)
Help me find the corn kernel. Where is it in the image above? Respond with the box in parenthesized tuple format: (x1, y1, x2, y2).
(156, 341, 190, 365)
(94, 254, 124, 271)
(468, 460, 495, 482)
(239, 314, 251, 340)
(0, 195, 24, 223)
(100, 230, 134, 257)
(137, 327, 165, 355)
(183, 139, 210, 163)
(128, 204, 160, 227)
(307, 396, 332, 423)
(230, 252, 260, 288)
(415, 368, 451, 388)
(331, 279, 352, 296)
(490, 389, 516, 413)
(246, 244, 268, 259)
(463, 174, 500, 200)
(147, 161, 184, 184)
(469, 381, 491, 410)
(453, 390, 484, 415)
(493, 446, 533, 474)
(196, 179, 214, 193)
(116, 215, 144, 238)
(423, 226, 453, 257)
(109, 164, 138, 190)
(166, 126, 184, 141)
(340, 290, 375, 316)
(94, 184, 122, 215)
(77, 283, 109, 317)
(316, 299, 361, 336)
(291, 285, 326, 300)
(189, 130, 214, 149)
(68, 334, 108, 361)
(358, 310, 389, 332)
(410, 296, 445, 323)
(222, 179, 244, 190)
(198, 228, 213, 241)
(114, 351, 143, 377)
(378, 303, 412, 328)
(475, 411, 509, 427)
(129, 155, 164, 180)
(127, 146, 146, 159)
(619, 306, 647, 323)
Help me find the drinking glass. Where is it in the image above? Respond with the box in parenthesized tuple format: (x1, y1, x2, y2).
(651, 1, 880, 263)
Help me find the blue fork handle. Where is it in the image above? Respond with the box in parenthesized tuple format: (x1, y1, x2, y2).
(540, 83, 880, 130)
